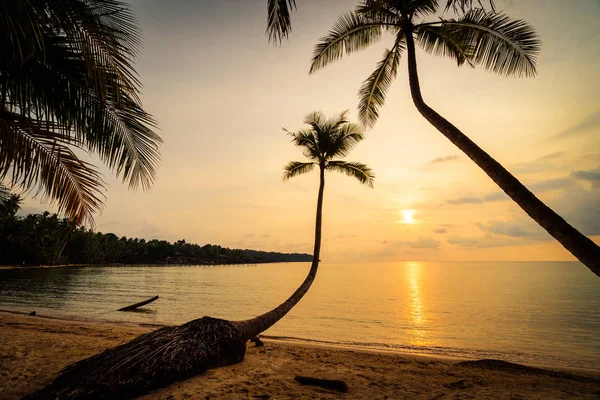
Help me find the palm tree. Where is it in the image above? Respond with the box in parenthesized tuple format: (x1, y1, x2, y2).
(25, 111, 374, 400)
(0, 0, 161, 226)
(306, 0, 600, 275)
(234, 110, 375, 339)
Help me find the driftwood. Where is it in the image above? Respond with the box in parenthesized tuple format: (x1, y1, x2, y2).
(117, 296, 159, 312)
(294, 376, 349, 392)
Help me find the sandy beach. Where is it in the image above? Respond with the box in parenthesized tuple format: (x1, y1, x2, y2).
(1, 311, 599, 399)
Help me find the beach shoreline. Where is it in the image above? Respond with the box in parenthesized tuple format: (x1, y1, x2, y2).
(1, 311, 599, 399)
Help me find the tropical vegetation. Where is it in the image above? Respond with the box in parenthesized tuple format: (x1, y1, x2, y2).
(0, 195, 311, 266)
(0, 0, 161, 226)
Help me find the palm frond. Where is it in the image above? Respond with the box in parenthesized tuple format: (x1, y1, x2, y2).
(0, 115, 105, 226)
(282, 161, 316, 180)
(326, 161, 375, 187)
(285, 128, 320, 161)
(407, 0, 439, 18)
(444, 0, 498, 13)
(358, 35, 405, 128)
(310, 12, 395, 74)
(327, 122, 366, 159)
(1, 10, 162, 192)
(416, 25, 473, 67)
(267, 0, 296, 44)
(434, 9, 540, 77)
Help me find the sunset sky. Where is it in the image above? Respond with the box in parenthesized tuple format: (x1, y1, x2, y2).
(24, 0, 600, 262)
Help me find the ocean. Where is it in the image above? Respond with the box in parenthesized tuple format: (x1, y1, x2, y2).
(0, 261, 598, 370)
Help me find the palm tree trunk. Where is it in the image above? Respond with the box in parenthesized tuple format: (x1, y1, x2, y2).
(403, 31, 600, 276)
(233, 166, 326, 340)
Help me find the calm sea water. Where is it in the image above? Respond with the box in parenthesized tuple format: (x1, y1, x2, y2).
(0, 262, 598, 370)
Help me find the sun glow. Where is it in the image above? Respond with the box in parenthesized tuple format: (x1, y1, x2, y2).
(401, 209, 415, 224)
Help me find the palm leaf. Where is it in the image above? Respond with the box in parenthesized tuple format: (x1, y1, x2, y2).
(416, 24, 474, 67)
(327, 122, 366, 159)
(0, 114, 105, 226)
(285, 128, 320, 161)
(1, 4, 162, 192)
(434, 9, 540, 77)
(357, 35, 405, 128)
(444, 0, 498, 12)
(310, 12, 395, 73)
(326, 161, 375, 187)
(282, 161, 316, 180)
(267, 0, 296, 44)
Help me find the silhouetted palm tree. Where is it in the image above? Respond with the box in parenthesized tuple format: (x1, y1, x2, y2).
(0, 0, 161, 226)
(25, 111, 374, 400)
(234, 110, 375, 340)
(307, 0, 599, 275)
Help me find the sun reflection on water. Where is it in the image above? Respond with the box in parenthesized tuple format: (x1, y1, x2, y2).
(406, 262, 428, 345)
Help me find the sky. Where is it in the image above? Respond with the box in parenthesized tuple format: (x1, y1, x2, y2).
(24, 0, 600, 262)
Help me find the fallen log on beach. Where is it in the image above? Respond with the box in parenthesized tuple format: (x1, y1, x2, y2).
(117, 295, 159, 312)
(294, 375, 349, 392)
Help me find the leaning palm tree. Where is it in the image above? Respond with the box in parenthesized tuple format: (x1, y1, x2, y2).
(0, 0, 161, 226)
(24, 111, 374, 400)
(308, 0, 600, 275)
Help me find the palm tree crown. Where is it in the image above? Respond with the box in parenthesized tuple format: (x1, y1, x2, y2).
(0, 0, 161, 226)
(266, 0, 499, 44)
(310, 0, 540, 128)
(283, 110, 375, 187)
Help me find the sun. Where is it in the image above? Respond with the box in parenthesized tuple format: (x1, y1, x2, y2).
(402, 209, 415, 224)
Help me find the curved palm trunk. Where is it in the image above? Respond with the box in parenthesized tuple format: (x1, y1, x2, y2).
(404, 31, 600, 276)
(233, 166, 326, 340)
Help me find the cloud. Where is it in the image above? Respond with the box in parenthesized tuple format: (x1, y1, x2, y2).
(476, 220, 549, 240)
(446, 196, 483, 205)
(391, 237, 441, 249)
(334, 234, 357, 239)
(242, 233, 254, 238)
(528, 178, 573, 192)
(571, 168, 600, 187)
(432, 227, 447, 234)
(509, 152, 566, 175)
(427, 155, 459, 165)
(554, 109, 600, 138)
(447, 234, 523, 249)
(261, 234, 270, 238)
(445, 177, 575, 206)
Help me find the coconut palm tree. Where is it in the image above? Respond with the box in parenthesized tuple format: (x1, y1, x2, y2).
(0, 0, 161, 226)
(234, 110, 375, 339)
(25, 111, 374, 400)
(306, 0, 600, 275)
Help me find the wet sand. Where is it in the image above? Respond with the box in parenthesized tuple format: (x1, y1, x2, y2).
(1, 311, 599, 399)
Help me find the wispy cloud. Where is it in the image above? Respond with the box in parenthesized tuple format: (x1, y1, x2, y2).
(571, 168, 600, 187)
(432, 227, 447, 234)
(390, 237, 441, 249)
(554, 109, 600, 138)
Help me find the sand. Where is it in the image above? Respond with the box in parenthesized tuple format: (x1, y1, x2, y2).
(1, 311, 599, 400)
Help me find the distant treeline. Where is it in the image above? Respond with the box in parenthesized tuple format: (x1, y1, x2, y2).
(0, 200, 312, 266)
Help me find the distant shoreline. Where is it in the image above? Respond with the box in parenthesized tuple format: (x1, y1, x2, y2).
(0, 260, 311, 270)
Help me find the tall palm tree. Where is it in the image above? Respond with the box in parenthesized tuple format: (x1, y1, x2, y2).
(0, 0, 161, 226)
(234, 110, 375, 340)
(25, 111, 374, 400)
(307, 0, 600, 275)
